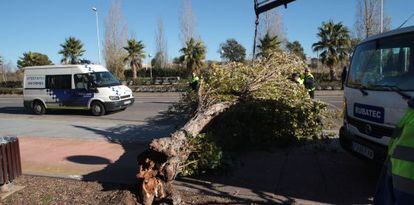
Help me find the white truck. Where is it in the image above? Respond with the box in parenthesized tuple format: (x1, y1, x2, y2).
(23, 64, 134, 116)
(340, 26, 414, 163)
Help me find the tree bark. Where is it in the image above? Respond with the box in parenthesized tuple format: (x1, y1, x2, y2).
(329, 66, 337, 81)
(136, 101, 235, 205)
(132, 64, 137, 80)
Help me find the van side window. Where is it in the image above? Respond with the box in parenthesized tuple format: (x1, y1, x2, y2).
(45, 75, 71, 89)
(74, 74, 89, 90)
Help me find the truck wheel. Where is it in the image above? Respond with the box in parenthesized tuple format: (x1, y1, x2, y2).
(91, 101, 105, 116)
(32, 101, 46, 115)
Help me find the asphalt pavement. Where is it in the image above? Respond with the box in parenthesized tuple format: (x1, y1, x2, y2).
(315, 90, 343, 110)
(0, 93, 181, 142)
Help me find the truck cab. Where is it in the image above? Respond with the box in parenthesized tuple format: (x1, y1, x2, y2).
(23, 64, 135, 116)
(340, 26, 414, 163)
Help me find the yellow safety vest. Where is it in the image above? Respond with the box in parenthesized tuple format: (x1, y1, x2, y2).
(388, 108, 414, 195)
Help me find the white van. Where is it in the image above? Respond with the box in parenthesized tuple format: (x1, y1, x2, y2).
(23, 64, 134, 116)
(340, 26, 414, 163)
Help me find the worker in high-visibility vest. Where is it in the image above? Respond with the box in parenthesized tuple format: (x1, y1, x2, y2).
(374, 98, 414, 204)
(189, 72, 200, 91)
(291, 72, 304, 85)
(300, 67, 316, 99)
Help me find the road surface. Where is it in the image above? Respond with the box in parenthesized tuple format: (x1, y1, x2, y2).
(0, 93, 181, 142)
(0, 91, 343, 141)
(316, 91, 343, 110)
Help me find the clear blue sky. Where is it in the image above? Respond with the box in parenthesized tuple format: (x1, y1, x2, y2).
(0, 0, 412, 67)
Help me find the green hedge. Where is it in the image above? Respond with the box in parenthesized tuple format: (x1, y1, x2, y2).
(0, 81, 22, 88)
(124, 68, 189, 80)
(0, 88, 23, 95)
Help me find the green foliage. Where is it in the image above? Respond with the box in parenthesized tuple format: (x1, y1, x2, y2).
(180, 38, 206, 74)
(151, 52, 164, 69)
(257, 33, 281, 58)
(0, 88, 23, 95)
(208, 98, 325, 151)
(312, 21, 351, 80)
(0, 81, 22, 88)
(124, 39, 146, 79)
(181, 133, 225, 176)
(17, 52, 53, 68)
(124, 39, 146, 63)
(286, 41, 306, 60)
(124, 67, 189, 79)
(59, 37, 85, 64)
(178, 51, 329, 175)
(219, 39, 246, 62)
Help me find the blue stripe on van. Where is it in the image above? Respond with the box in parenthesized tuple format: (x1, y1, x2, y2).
(46, 89, 94, 107)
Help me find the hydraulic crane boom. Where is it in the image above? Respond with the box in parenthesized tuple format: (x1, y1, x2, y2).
(252, 0, 296, 59)
(255, 0, 295, 15)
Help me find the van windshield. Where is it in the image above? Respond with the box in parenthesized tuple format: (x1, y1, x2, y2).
(89, 72, 121, 87)
(348, 32, 414, 91)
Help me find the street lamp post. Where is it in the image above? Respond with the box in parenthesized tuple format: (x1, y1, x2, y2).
(148, 54, 153, 80)
(92, 7, 101, 64)
(380, 0, 384, 33)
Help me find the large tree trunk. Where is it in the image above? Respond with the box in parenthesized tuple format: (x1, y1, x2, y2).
(136, 101, 235, 205)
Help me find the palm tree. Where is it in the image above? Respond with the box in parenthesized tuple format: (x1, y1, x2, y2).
(59, 37, 86, 64)
(123, 39, 146, 80)
(17, 52, 53, 68)
(286, 41, 306, 60)
(180, 38, 206, 74)
(312, 21, 351, 81)
(257, 33, 281, 58)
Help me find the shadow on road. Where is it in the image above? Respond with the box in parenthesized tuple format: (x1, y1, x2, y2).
(67, 155, 112, 165)
(0, 106, 26, 114)
(175, 141, 381, 204)
(68, 110, 185, 187)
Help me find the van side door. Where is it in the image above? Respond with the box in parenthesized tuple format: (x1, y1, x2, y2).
(72, 74, 94, 108)
(45, 75, 72, 108)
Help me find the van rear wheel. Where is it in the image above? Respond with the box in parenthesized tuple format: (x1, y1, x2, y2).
(32, 101, 46, 115)
(91, 101, 105, 116)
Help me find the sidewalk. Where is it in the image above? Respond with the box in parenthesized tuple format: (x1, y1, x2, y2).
(20, 136, 146, 184)
(18, 136, 378, 204)
(176, 144, 379, 204)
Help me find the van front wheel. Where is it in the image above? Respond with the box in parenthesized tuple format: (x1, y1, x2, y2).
(32, 101, 46, 115)
(91, 101, 105, 116)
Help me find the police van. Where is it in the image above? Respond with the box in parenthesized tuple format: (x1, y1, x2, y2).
(340, 26, 414, 163)
(23, 64, 134, 116)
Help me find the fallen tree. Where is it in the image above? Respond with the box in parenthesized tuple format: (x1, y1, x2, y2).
(136, 52, 316, 204)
